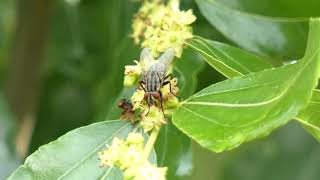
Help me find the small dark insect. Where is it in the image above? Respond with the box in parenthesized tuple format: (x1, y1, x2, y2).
(118, 99, 135, 122)
(139, 48, 177, 116)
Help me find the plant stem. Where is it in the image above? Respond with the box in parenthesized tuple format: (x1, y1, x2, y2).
(143, 126, 160, 161)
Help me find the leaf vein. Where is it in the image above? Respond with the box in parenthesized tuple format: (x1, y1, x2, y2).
(57, 123, 130, 180)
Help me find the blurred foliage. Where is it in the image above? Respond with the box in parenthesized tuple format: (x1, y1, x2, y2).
(0, 0, 15, 84)
(0, 0, 18, 179)
(190, 122, 320, 180)
(195, 0, 320, 60)
(30, 0, 140, 152)
(222, 122, 320, 180)
(0, 92, 19, 179)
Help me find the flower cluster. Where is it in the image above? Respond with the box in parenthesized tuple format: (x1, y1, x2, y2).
(129, 163, 167, 180)
(130, 77, 179, 132)
(124, 61, 142, 86)
(98, 133, 167, 180)
(161, 78, 179, 115)
(98, 1, 195, 178)
(131, 0, 196, 58)
(140, 105, 167, 132)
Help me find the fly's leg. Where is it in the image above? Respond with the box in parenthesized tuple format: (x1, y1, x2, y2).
(163, 80, 177, 97)
(146, 94, 152, 116)
(164, 74, 173, 81)
(139, 81, 148, 105)
(139, 81, 147, 92)
(162, 74, 177, 97)
(146, 105, 151, 116)
(159, 91, 166, 118)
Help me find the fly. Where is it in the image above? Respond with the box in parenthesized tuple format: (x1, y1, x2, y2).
(139, 48, 176, 116)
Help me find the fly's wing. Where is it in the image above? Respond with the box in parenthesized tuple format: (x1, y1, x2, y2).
(157, 48, 175, 71)
(140, 48, 155, 76)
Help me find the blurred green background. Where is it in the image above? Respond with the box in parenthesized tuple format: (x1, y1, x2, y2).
(0, 0, 319, 179)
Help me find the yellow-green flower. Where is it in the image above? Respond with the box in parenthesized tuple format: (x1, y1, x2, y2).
(160, 78, 179, 115)
(120, 145, 143, 170)
(124, 61, 142, 87)
(124, 162, 167, 180)
(141, 105, 167, 132)
(160, 78, 179, 98)
(98, 133, 144, 168)
(131, 0, 196, 58)
(127, 132, 145, 146)
(98, 137, 126, 167)
(131, 89, 145, 110)
(129, 76, 180, 132)
(99, 132, 168, 180)
(134, 162, 168, 180)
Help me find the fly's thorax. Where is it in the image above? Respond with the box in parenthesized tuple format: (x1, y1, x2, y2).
(145, 71, 162, 91)
(144, 62, 167, 92)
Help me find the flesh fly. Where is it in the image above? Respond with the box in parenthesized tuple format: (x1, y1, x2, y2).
(139, 48, 176, 115)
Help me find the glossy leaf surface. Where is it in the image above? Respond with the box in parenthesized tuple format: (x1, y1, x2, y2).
(189, 36, 320, 142)
(296, 89, 320, 141)
(173, 19, 320, 152)
(187, 36, 273, 78)
(9, 120, 156, 180)
(196, 0, 320, 60)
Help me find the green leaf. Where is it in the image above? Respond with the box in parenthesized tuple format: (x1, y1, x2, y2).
(9, 120, 156, 180)
(175, 47, 205, 99)
(155, 123, 193, 180)
(189, 36, 320, 142)
(173, 19, 320, 152)
(296, 89, 320, 141)
(195, 0, 320, 60)
(187, 36, 273, 78)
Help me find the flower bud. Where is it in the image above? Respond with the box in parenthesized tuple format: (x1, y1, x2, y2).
(131, 89, 145, 110)
(98, 137, 126, 167)
(124, 61, 142, 87)
(120, 145, 143, 170)
(141, 106, 166, 132)
(131, 0, 196, 58)
(126, 132, 145, 146)
(134, 162, 168, 180)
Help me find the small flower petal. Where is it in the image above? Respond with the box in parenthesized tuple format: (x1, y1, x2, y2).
(141, 106, 166, 132)
(124, 61, 142, 87)
(131, 0, 196, 58)
(131, 89, 145, 110)
(135, 162, 168, 180)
